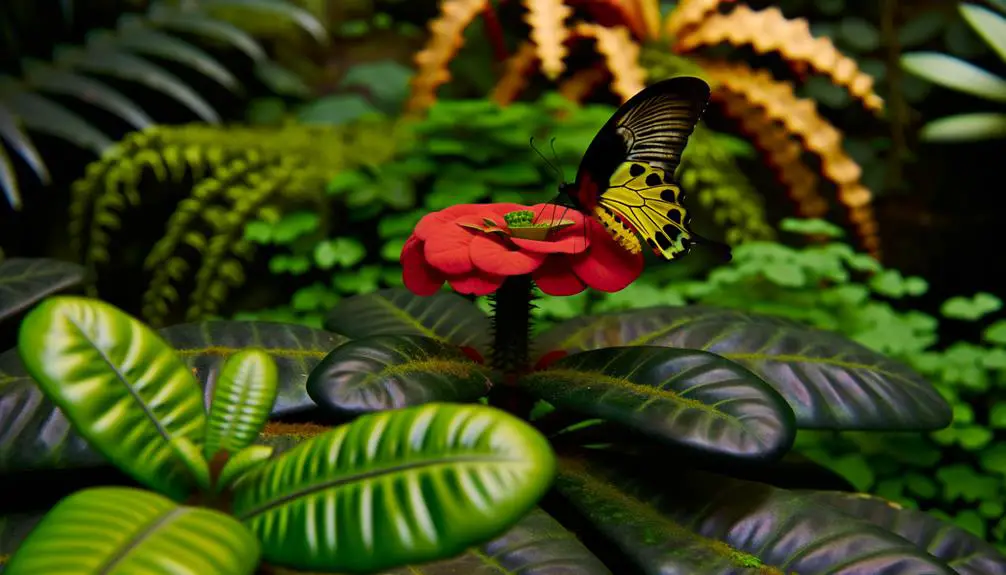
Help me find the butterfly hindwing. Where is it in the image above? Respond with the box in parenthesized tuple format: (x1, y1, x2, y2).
(596, 162, 695, 259)
(568, 76, 712, 260)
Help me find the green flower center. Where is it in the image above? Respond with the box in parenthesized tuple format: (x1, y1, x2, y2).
(504, 210, 574, 241)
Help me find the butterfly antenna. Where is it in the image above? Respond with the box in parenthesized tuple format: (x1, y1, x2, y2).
(548, 138, 566, 183)
(530, 137, 563, 182)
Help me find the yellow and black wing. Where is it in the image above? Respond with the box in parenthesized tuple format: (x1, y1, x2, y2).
(568, 76, 723, 261)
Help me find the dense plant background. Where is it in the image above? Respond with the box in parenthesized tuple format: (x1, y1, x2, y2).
(2, 0, 1006, 566)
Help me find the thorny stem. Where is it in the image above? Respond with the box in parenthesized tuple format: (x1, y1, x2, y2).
(489, 275, 535, 375)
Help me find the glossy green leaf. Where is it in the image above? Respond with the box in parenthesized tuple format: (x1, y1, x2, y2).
(535, 307, 951, 430)
(325, 288, 492, 355)
(216, 445, 273, 492)
(5, 487, 260, 575)
(205, 348, 278, 458)
(0, 258, 87, 325)
(900, 52, 1006, 102)
(960, 3, 1006, 62)
(0, 83, 112, 153)
(921, 112, 1006, 141)
(307, 335, 492, 416)
(157, 320, 347, 416)
(804, 491, 1006, 574)
(271, 508, 611, 575)
(54, 46, 220, 123)
(519, 346, 794, 460)
(232, 403, 556, 572)
(21, 60, 152, 130)
(146, 5, 267, 62)
(556, 455, 957, 574)
(17, 296, 207, 500)
(170, 436, 211, 492)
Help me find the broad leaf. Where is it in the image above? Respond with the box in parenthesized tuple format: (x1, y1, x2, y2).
(272, 508, 611, 574)
(803, 491, 1006, 575)
(158, 320, 347, 416)
(556, 454, 958, 574)
(325, 288, 492, 355)
(232, 403, 556, 572)
(204, 348, 278, 458)
(216, 445, 273, 492)
(0, 259, 87, 325)
(535, 307, 951, 430)
(306, 335, 492, 415)
(519, 346, 794, 461)
(18, 296, 206, 500)
(921, 113, 1006, 141)
(960, 4, 1006, 63)
(0, 513, 44, 571)
(4, 487, 259, 574)
(900, 52, 1006, 103)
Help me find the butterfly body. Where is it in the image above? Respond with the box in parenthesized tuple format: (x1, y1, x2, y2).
(558, 75, 729, 262)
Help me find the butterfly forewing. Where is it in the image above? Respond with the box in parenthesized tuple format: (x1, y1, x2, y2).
(569, 76, 713, 261)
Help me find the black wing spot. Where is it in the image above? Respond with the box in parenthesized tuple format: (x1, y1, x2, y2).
(646, 238, 658, 250)
(663, 172, 674, 184)
(645, 173, 662, 187)
(667, 208, 682, 224)
(662, 225, 681, 240)
(654, 232, 672, 250)
(660, 189, 677, 203)
(630, 164, 646, 177)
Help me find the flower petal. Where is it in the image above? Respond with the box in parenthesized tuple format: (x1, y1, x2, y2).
(448, 271, 505, 296)
(423, 224, 475, 274)
(534, 349, 569, 371)
(533, 256, 586, 296)
(401, 236, 445, 296)
(571, 219, 644, 292)
(470, 233, 546, 276)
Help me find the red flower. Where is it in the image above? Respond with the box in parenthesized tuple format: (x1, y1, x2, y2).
(401, 203, 644, 296)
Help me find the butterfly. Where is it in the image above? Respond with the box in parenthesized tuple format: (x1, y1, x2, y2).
(550, 75, 730, 262)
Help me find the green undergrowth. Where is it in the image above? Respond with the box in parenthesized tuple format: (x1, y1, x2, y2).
(534, 217, 1006, 549)
(237, 94, 772, 327)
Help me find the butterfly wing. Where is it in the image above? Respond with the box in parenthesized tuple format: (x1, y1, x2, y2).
(568, 76, 713, 260)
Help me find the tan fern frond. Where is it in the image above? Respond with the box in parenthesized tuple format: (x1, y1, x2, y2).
(677, 6, 884, 114)
(559, 67, 609, 104)
(405, 0, 489, 116)
(664, 0, 726, 39)
(701, 60, 879, 256)
(573, 23, 645, 102)
(717, 92, 827, 218)
(490, 41, 540, 106)
(524, 0, 573, 80)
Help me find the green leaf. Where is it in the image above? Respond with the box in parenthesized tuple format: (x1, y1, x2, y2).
(519, 346, 795, 461)
(920, 113, 1006, 141)
(941, 292, 1002, 320)
(839, 17, 881, 51)
(158, 320, 348, 416)
(779, 217, 845, 238)
(4, 487, 260, 575)
(314, 237, 366, 269)
(326, 170, 370, 196)
(307, 335, 491, 415)
(216, 444, 273, 492)
(804, 490, 1006, 573)
(297, 94, 378, 126)
(199, 0, 328, 43)
(534, 307, 951, 430)
(272, 210, 320, 243)
(146, 7, 267, 63)
(232, 403, 556, 572)
(17, 296, 207, 500)
(0, 258, 87, 325)
(254, 61, 312, 98)
(900, 52, 1006, 103)
(205, 348, 279, 458)
(556, 455, 957, 574)
(339, 60, 413, 111)
(0, 82, 113, 153)
(960, 3, 1006, 62)
(170, 436, 212, 492)
(325, 288, 492, 355)
(984, 320, 1006, 345)
(22, 60, 153, 130)
(898, 11, 948, 48)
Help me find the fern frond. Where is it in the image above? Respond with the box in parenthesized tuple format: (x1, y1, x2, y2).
(524, 0, 573, 80)
(663, 0, 726, 38)
(490, 41, 539, 106)
(701, 59, 879, 256)
(406, 0, 490, 116)
(676, 6, 884, 113)
(573, 23, 646, 102)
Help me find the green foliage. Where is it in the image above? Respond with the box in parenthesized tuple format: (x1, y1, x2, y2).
(0, 0, 323, 211)
(901, 4, 1006, 142)
(204, 348, 279, 459)
(67, 117, 404, 326)
(532, 217, 1006, 548)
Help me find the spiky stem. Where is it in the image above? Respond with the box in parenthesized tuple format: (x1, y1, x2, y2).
(488, 275, 535, 375)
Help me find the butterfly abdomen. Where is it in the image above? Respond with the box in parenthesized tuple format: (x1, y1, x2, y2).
(593, 205, 642, 254)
